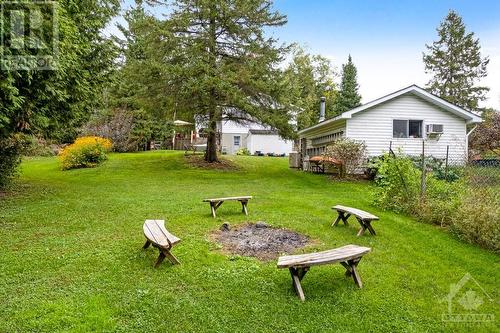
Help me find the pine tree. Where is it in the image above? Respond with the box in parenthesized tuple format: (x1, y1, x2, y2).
(335, 55, 361, 114)
(423, 10, 489, 111)
(145, 0, 293, 162)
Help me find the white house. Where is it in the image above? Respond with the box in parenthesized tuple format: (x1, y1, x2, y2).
(298, 85, 482, 165)
(218, 119, 293, 155)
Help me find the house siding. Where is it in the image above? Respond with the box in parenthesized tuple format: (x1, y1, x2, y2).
(346, 94, 467, 162)
(248, 134, 293, 155)
(220, 132, 248, 155)
(218, 120, 292, 155)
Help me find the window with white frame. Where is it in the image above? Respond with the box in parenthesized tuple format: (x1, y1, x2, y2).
(233, 135, 241, 146)
(393, 119, 423, 138)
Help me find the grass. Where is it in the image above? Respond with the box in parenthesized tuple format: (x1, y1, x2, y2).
(0, 151, 498, 332)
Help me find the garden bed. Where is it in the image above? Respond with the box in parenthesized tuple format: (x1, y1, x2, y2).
(184, 155, 240, 171)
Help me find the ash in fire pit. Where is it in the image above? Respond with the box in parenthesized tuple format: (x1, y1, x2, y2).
(213, 222, 309, 260)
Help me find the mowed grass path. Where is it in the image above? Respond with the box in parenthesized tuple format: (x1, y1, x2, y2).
(0, 151, 498, 332)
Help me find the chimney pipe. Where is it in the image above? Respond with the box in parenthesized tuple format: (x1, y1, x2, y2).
(319, 97, 326, 122)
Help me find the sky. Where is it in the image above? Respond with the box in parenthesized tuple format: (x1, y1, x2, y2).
(109, 0, 500, 109)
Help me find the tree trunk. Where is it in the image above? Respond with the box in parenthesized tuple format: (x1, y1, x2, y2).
(205, 112, 218, 162)
(205, 3, 219, 163)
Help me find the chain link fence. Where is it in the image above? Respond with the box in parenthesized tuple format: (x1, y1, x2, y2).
(382, 140, 499, 251)
(387, 141, 499, 197)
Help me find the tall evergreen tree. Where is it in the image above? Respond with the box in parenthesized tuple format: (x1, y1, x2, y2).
(0, 0, 119, 188)
(334, 55, 361, 114)
(0, 0, 120, 142)
(100, 3, 175, 151)
(423, 10, 489, 111)
(144, 0, 293, 162)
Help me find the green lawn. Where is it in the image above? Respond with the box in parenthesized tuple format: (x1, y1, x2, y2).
(0, 151, 498, 332)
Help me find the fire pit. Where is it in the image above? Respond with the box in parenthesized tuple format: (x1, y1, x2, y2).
(212, 222, 309, 261)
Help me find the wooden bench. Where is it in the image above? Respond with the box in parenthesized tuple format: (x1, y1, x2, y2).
(332, 205, 379, 236)
(143, 219, 181, 268)
(184, 143, 207, 155)
(203, 196, 252, 218)
(277, 244, 371, 301)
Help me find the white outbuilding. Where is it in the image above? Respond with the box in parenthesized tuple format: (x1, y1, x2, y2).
(218, 119, 293, 155)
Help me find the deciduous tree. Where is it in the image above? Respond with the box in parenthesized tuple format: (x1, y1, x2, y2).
(469, 109, 500, 158)
(283, 46, 337, 129)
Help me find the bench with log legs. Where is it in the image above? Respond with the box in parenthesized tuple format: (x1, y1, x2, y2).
(143, 219, 181, 268)
(277, 244, 371, 301)
(203, 196, 252, 218)
(332, 205, 379, 236)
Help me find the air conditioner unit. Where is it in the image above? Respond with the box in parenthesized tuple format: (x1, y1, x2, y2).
(426, 124, 444, 135)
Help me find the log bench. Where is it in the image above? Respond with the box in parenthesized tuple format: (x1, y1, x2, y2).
(143, 219, 181, 268)
(203, 196, 252, 218)
(277, 244, 371, 301)
(332, 205, 379, 236)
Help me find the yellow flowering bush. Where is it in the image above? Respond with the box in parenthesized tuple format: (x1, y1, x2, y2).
(59, 136, 112, 170)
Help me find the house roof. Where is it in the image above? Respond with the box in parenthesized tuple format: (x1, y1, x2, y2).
(298, 85, 483, 135)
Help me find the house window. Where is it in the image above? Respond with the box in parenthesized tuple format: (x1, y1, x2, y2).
(393, 120, 423, 138)
(233, 135, 240, 146)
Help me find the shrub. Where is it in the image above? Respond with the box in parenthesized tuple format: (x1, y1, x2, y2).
(372, 152, 499, 252)
(414, 177, 465, 226)
(451, 188, 500, 253)
(59, 136, 112, 170)
(323, 138, 367, 177)
(469, 109, 500, 159)
(236, 148, 250, 156)
(408, 155, 462, 182)
(369, 154, 463, 182)
(82, 108, 137, 152)
(23, 136, 59, 157)
(373, 152, 466, 221)
(0, 134, 25, 189)
(81, 108, 174, 152)
(372, 153, 421, 213)
(365, 155, 390, 180)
